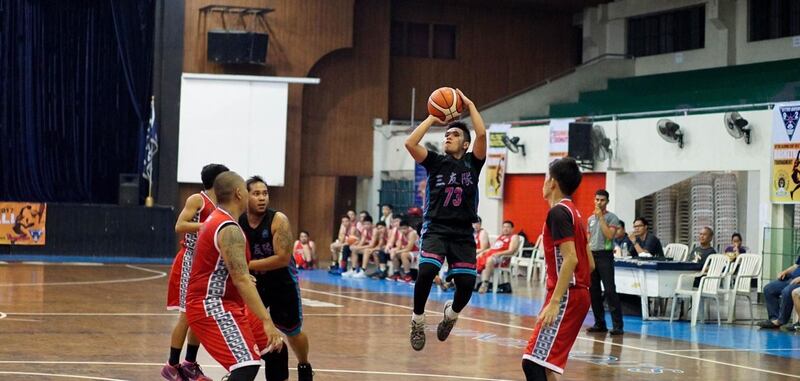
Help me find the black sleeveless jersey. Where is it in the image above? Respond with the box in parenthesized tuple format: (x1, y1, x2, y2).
(239, 209, 296, 284)
(420, 149, 485, 237)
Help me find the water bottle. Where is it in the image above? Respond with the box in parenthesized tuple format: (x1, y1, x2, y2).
(621, 242, 628, 257)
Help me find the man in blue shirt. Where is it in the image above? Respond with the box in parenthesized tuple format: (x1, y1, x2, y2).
(758, 255, 800, 329)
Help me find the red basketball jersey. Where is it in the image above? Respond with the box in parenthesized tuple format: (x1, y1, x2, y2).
(491, 234, 513, 251)
(181, 191, 217, 251)
(186, 208, 251, 318)
(542, 199, 590, 290)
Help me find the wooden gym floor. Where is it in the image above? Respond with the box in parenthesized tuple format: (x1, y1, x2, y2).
(0, 262, 799, 380)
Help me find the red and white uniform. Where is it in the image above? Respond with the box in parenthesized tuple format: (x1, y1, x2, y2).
(474, 228, 485, 249)
(293, 241, 307, 269)
(476, 234, 512, 272)
(523, 199, 591, 375)
(397, 230, 419, 252)
(185, 208, 269, 371)
(167, 191, 215, 311)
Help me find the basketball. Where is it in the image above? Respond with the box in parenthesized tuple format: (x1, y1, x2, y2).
(346, 235, 358, 245)
(428, 87, 464, 123)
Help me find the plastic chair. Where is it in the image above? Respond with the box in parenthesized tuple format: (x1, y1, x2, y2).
(726, 253, 761, 324)
(669, 254, 729, 326)
(510, 234, 542, 283)
(664, 243, 689, 262)
(493, 235, 525, 293)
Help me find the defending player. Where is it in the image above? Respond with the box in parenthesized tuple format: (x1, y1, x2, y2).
(522, 157, 594, 381)
(162, 163, 228, 381)
(185, 171, 284, 381)
(240, 176, 314, 381)
(404, 89, 486, 351)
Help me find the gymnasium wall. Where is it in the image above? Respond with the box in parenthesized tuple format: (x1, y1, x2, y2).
(389, 0, 580, 121)
(502, 173, 606, 241)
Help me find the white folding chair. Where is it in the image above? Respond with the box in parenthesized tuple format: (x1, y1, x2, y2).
(669, 254, 729, 326)
(664, 243, 689, 262)
(493, 235, 525, 293)
(510, 234, 542, 283)
(726, 253, 761, 324)
(532, 236, 546, 284)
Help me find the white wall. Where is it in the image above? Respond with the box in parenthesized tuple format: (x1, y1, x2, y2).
(582, 0, 800, 75)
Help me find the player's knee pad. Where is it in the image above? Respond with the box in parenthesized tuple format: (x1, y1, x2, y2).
(262, 345, 289, 381)
(451, 273, 476, 290)
(417, 262, 439, 280)
(227, 364, 260, 381)
(521, 359, 547, 381)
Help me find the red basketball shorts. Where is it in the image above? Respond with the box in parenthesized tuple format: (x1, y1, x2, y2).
(523, 287, 590, 374)
(167, 247, 190, 311)
(187, 304, 270, 371)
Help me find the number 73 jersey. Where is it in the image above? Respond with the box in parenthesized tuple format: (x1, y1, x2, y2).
(419, 149, 485, 236)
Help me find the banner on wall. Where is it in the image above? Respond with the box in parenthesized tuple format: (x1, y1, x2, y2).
(0, 202, 47, 245)
(486, 123, 511, 199)
(548, 118, 575, 163)
(772, 102, 800, 203)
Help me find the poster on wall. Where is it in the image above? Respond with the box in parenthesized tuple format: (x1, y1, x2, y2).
(486, 123, 511, 199)
(549, 118, 575, 163)
(772, 102, 800, 203)
(0, 202, 47, 245)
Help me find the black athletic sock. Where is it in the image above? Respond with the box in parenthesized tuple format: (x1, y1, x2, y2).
(413, 263, 439, 314)
(185, 344, 200, 363)
(168, 347, 182, 366)
(451, 274, 475, 312)
(522, 359, 548, 381)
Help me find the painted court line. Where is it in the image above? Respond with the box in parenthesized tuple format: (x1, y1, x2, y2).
(662, 348, 800, 352)
(2, 312, 409, 318)
(0, 265, 165, 287)
(0, 371, 126, 381)
(302, 287, 800, 380)
(0, 361, 512, 381)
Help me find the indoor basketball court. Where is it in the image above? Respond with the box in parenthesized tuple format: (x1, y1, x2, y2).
(1, 263, 798, 380)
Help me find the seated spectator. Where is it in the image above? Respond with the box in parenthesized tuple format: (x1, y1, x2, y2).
(690, 227, 717, 264)
(387, 219, 419, 283)
(782, 287, 800, 332)
(362, 221, 389, 279)
(356, 210, 372, 235)
(329, 215, 358, 275)
(293, 231, 316, 269)
(344, 216, 375, 278)
(630, 217, 664, 259)
(474, 216, 490, 255)
(758, 254, 800, 329)
(476, 220, 520, 294)
(723, 232, 748, 261)
(613, 220, 635, 258)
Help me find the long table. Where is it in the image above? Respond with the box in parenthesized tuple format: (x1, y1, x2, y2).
(614, 259, 704, 320)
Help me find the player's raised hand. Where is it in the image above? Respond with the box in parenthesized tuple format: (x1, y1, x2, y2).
(455, 88, 473, 108)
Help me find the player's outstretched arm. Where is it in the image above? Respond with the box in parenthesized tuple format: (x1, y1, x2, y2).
(249, 212, 294, 272)
(175, 194, 204, 234)
(405, 115, 441, 163)
(457, 89, 486, 160)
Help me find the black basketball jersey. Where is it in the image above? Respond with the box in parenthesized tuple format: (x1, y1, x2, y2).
(420, 149, 485, 237)
(239, 209, 296, 284)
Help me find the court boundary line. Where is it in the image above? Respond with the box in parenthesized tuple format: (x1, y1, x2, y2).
(0, 371, 127, 380)
(0, 265, 166, 287)
(301, 287, 800, 379)
(1, 312, 410, 318)
(0, 361, 513, 381)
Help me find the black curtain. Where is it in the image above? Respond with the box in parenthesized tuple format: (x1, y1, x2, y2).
(0, 0, 154, 203)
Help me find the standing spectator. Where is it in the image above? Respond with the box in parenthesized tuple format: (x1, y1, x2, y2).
(381, 204, 394, 225)
(630, 217, 664, 258)
(586, 189, 624, 336)
(293, 231, 316, 270)
(613, 220, 635, 258)
(758, 254, 800, 329)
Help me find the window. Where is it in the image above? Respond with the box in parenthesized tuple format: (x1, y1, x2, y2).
(749, 0, 800, 42)
(391, 21, 457, 59)
(627, 5, 705, 57)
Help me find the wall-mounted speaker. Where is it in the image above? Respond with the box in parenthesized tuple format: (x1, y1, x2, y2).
(207, 29, 269, 65)
(568, 122, 593, 162)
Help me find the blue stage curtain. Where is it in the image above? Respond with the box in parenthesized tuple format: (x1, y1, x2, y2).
(0, 0, 154, 203)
